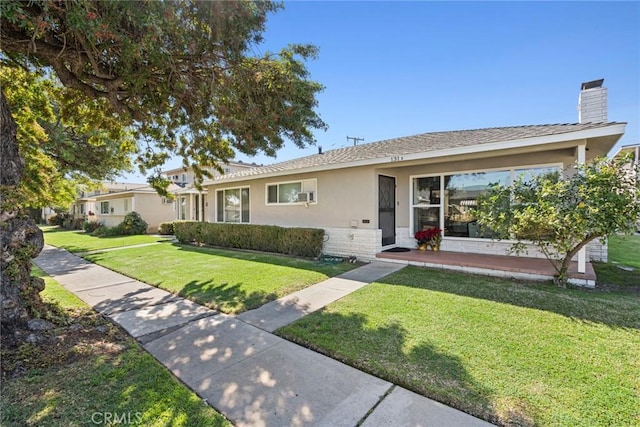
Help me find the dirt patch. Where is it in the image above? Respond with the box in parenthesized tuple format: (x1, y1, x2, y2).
(1, 313, 129, 380)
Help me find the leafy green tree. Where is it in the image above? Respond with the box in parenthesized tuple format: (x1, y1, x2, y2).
(475, 156, 640, 286)
(0, 66, 136, 210)
(0, 0, 326, 327)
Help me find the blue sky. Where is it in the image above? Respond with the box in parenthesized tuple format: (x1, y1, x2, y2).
(122, 1, 639, 180)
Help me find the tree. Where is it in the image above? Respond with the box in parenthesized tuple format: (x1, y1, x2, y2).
(0, 0, 326, 328)
(475, 156, 640, 286)
(0, 66, 136, 210)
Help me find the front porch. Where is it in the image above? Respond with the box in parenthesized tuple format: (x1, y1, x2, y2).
(376, 249, 596, 287)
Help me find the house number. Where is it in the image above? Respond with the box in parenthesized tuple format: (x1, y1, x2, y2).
(390, 156, 404, 162)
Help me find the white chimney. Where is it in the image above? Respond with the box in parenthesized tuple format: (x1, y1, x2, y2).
(578, 79, 607, 123)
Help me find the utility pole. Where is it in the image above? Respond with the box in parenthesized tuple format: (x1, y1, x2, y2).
(346, 135, 364, 146)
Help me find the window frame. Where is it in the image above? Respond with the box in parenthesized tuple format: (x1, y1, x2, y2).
(100, 201, 110, 215)
(215, 186, 251, 223)
(409, 163, 562, 240)
(265, 178, 317, 206)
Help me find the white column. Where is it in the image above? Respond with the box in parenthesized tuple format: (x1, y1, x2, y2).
(189, 193, 194, 220)
(577, 144, 586, 273)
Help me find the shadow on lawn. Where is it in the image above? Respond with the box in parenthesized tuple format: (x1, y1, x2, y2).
(278, 311, 510, 426)
(171, 279, 277, 313)
(172, 242, 355, 278)
(378, 266, 640, 330)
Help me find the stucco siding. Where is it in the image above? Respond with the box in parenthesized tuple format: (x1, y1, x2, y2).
(95, 192, 174, 232)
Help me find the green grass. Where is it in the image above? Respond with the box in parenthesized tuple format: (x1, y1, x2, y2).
(608, 234, 640, 269)
(1, 268, 229, 427)
(84, 243, 356, 313)
(42, 226, 171, 253)
(593, 234, 640, 288)
(277, 267, 640, 426)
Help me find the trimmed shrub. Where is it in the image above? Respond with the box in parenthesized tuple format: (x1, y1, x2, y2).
(83, 221, 102, 233)
(118, 211, 148, 235)
(158, 221, 175, 235)
(174, 222, 324, 258)
(71, 218, 85, 230)
(47, 212, 71, 227)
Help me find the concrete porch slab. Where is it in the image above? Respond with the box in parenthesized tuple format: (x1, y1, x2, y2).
(108, 299, 215, 338)
(363, 386, 494, 427)
(196, 338, 392, 427)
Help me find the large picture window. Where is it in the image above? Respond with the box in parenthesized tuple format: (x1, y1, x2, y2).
(411, 165, 560, 238)
(216, 187, 250, 223)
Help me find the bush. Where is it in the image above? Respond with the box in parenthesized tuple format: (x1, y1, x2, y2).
(158, 222, 175, 235)
(83, 221, 102, 233)
(70, 218, 84, 230)
(47, 212, 71, 227)
(118, 211, 148, 235)
(174, 222, 324, 258)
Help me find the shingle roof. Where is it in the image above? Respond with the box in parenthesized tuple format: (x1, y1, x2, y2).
(211, 122, 623, 183)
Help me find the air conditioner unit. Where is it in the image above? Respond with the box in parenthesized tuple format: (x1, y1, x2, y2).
(297, 191, 314, 203)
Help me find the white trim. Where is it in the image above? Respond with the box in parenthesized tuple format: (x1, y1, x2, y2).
(265, 178, 318, 206)
(215, 185, 251, 224)
(204, 124, 626, 185)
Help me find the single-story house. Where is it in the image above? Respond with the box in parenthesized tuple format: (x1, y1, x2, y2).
(93, 184, 180, 233)
(70, 182, 147, 220)
(202, 80, 625, 268)
(163, 161, 257, 222)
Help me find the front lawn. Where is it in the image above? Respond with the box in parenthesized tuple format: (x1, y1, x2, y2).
(593, 234, 640, 288)
(42, 226, 171, 253)
(1, 267, 229, 427)
(84, 243, 356, 313)
(277, 266, 640, 426)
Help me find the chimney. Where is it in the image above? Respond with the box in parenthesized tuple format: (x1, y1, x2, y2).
(578, 79, 607, 123)
(318, 146, 323, 155)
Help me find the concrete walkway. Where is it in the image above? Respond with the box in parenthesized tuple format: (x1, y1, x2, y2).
(35, 245, 494, 427)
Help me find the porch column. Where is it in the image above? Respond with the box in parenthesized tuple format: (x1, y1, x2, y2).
(577, 144, 586, 274)
(189, 193, 194, 220)
(200, 192, 205, 222)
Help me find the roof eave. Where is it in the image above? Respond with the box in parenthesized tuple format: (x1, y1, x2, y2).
(204, 123, 627, 186)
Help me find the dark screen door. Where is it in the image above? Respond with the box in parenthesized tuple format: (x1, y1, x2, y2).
(379, 175, 396, 246)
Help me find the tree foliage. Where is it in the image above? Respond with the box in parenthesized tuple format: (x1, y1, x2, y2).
(476, 156, 640, 286)
(0, 66, 135, 209)
(1, 0, 327, 191)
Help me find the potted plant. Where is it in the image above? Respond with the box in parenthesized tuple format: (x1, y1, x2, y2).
(414, 227, 442, 251)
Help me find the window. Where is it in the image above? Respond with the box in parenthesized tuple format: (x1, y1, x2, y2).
(266, 179, 317, 205)
(100, 201, 110, 214)
(80, 204, 85, 215)
(216, 187, 250, 223)
(411, 164, 560, 239)
(123, 198, 129, 212)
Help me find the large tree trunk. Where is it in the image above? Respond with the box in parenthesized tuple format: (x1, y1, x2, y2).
(1, 89, 44, 328)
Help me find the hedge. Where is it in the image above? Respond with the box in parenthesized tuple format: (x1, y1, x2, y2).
(174, 222, 325, 258)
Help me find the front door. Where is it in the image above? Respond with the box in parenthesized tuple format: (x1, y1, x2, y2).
(379, 175, 396, 246)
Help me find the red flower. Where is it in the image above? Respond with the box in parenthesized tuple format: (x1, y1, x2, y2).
(414, 228, 442, 243)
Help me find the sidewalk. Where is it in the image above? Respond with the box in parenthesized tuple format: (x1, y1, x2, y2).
(35, 245, 494, 427)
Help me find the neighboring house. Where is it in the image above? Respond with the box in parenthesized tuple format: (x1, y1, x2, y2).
(163, 161, 256, 222)
(203, 79, 625, 268)
(70, 182, 147, 220)
(93, 184, 180, 233)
